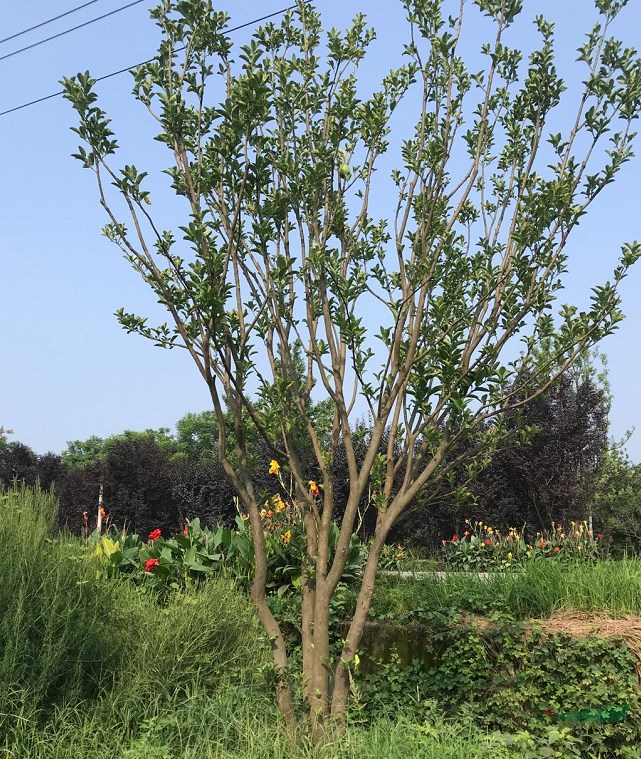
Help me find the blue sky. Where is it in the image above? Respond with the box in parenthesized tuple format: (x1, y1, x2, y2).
(1, 0, 641, 460)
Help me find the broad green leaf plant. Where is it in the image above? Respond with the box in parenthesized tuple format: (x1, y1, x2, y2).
(63, 0, 641, 738)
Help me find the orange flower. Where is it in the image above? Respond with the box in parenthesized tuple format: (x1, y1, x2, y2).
(268, 460, 280, 475)
(539, 541, 546, 548)
(99, 507, 106, 518)
(282, 530, 292, 544)
(309, 480, 319, 496)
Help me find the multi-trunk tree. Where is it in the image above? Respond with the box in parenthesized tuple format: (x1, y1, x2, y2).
(63, 0, 641, 737)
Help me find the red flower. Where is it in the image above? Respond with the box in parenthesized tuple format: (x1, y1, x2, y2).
(539, 541, 546, 548)
(442, 539, 447, 546)
(452, 535, 458, 542)
(553, 546, 560, 553)
(182, 526, 188, 536)
(145, 558, 159, 573)
(148, 528, 161, 541)
(597, 534, 603, 539)
(484, 539, 492, 546)
(309, 480, 320, 496)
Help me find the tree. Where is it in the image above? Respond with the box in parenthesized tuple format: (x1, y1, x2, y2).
(63, 0, 641, 736)
(62, 428, 178, 468)
(0, 427, 13, 456)
(0, 441, 65, 492)
(174, 410, 219, 460)
(483, 360, 609, 531)
(471, 370, 608, 531)
(592, 444, 641, 552)
(394, 365, 610, 546)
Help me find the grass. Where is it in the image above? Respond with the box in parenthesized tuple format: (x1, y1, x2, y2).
(0, 483, 115, 725)
(2, 694, 524, 759)
(2, 483, 640, 757)
(367, 559, 641, 621)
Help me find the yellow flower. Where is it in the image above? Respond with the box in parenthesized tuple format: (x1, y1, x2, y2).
(268, 460, 280, 475)
(241, 513, 249, 521)
(282, 530, 292, 544)
(273, 494, 286, 513)
(259, 508, 267, 518)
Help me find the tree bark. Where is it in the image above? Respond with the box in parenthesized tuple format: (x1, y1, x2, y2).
(329, 521, 389, 723)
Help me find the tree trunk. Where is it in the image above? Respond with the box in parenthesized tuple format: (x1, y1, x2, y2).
(329, 523, 389, 724)
(309, 583, 332, 740)
(250, 581, 296, 728)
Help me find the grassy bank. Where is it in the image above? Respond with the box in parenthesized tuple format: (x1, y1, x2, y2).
(368, 559, 641, 621)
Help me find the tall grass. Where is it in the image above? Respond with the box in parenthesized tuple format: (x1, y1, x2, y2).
(3, 692, 522, 759)
(0, 483, 113, 731)
(370, 560, 641, 621)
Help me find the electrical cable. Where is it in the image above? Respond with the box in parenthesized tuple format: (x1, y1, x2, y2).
(0, 0, 105, 46)
(0, 0, 147, 64)
(0, 4, 300, 117)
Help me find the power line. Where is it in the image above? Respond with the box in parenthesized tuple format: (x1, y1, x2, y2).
(0, 4, 300, 118)
(0, 0, 105, 46)
(0, 0, 147, 64)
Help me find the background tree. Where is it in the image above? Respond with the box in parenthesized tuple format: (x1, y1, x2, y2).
(174, 410, 219, 461)
(592, 444, 641, 553)
(394, 349, 611, 545)
(0, 426, 13, 453)
(63, 0, 641, 736)
(62, 427, 178, 468)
